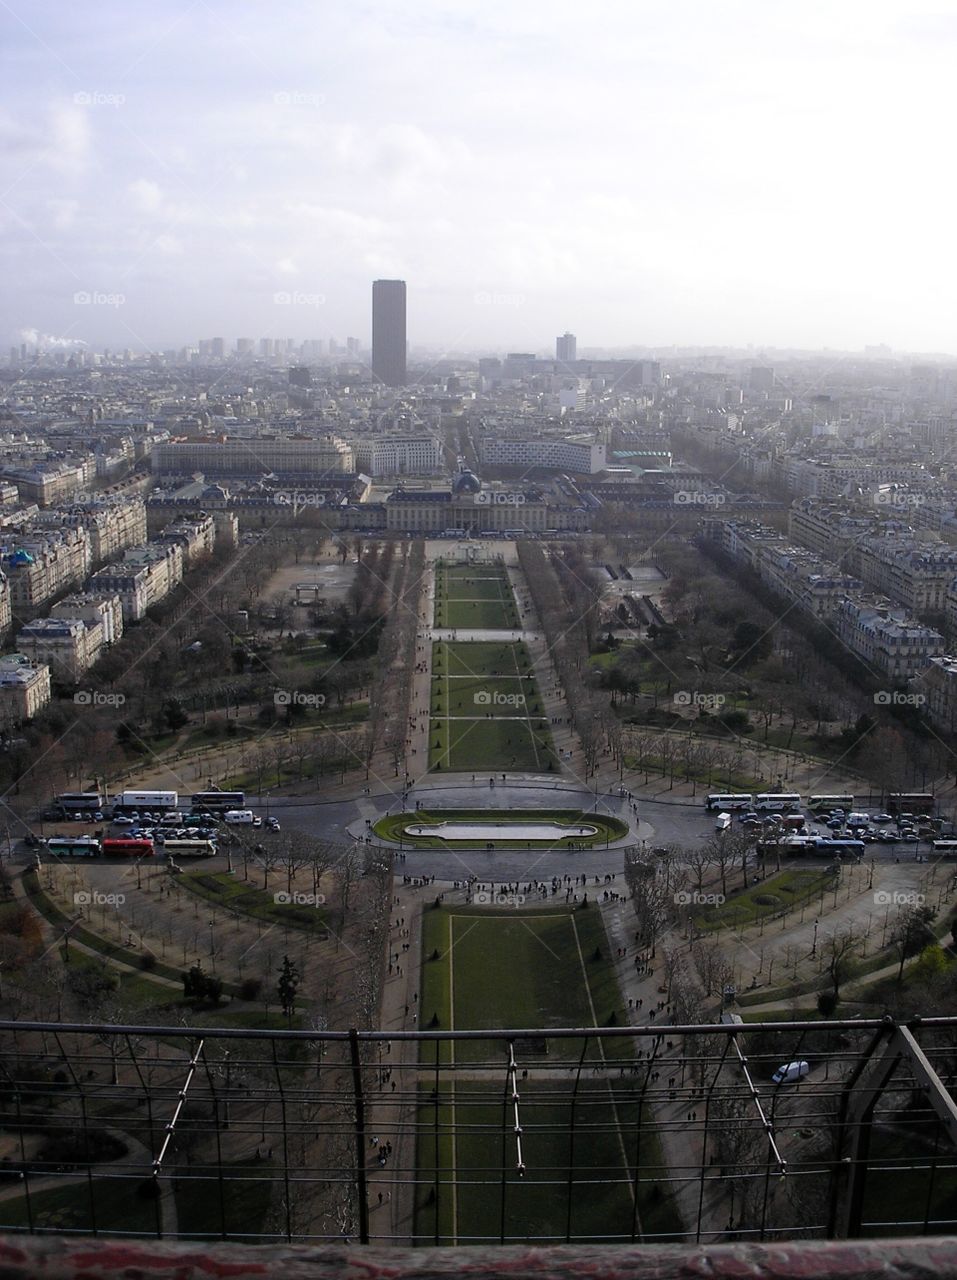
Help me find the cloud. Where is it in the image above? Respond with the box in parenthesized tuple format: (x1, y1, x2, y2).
(128, 179, 162, 212)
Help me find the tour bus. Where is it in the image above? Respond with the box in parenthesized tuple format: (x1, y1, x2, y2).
(46, 836, 101, 858)
(888, 793, 935, 815)
(932, 840, 957, 857)
(807, 794, 855, 813)
(812, 838, 865, 859)
(54, 792, 103, 816)
(754, 792, 802, 812)
(162, 839, 216, 859)
(190, 790, 245, 814)
(705, 793, 753, 811)
(101, 837, 154, 858)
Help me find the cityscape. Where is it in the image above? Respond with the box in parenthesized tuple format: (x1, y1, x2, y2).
(2, 1, 957, 1274)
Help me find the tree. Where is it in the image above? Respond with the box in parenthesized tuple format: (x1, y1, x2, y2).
(278, 954, 300, 1021)
(891, 904, 937, 983)
(183, 963, 223, 1004)
(822, 925, 860, 999)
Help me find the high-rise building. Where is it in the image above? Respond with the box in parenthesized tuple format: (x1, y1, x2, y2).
(347, 336, 360, 356)
(210, 337, 225, 359)
(372, 279, 407, 387)
(556, 332, 577, 363)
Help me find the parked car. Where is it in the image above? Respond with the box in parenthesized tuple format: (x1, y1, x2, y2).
(113, 815, 133, 826)
(772, 1060, 810, 1085)
(265, 817, 281, 831)
(873, 813, 893, 824)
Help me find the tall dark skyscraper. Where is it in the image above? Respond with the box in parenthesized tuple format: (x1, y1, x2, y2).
(372, 279, 407, 386)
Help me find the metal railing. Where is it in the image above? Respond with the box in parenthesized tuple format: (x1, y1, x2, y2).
(0, 1017, 955, 1245)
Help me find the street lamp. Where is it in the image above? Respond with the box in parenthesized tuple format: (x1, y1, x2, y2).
(811, 918, 819, 957)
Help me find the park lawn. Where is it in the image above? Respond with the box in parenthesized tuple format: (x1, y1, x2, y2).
(415, 906, 679, 1244)
(430, 716, 556, 772)
(436, 598, 519, 629)
(0, 1176, 163, 1236)
(174, 1158, 278, 1240)
(435, 571, 514, 602)
(419, 903, 626, 1062)
(414, 1083, 682, 1245)
(179, 871, 328, 934)
(430, 674, 543, 717)
(692, 868, 835, 931)
(433, 641, 535, 679)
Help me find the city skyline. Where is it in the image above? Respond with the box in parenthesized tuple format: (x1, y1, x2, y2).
(4, 2, 957, 354)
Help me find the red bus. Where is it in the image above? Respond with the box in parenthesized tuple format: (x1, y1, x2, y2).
(101, 837, 154, 858)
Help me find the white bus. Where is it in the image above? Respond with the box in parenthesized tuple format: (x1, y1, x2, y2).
(705, 793, 753, 811)
(807, 794, 855, 813)
(163, 839, 217, 859)
(755, 792, 803, 812)
(932, 840, 957, 857)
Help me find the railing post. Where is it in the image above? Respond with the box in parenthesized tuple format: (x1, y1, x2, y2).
(349, 1027, 370, 1244)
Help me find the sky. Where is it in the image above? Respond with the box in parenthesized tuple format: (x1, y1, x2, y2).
(3, 0, 957, 356)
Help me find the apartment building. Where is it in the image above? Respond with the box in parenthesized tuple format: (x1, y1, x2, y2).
(2, 528, 91, 613)
(50, 592, 123, 645)
(152, 435, 355, 477)
(352, 435, 443, 477)
(88, 543, 184, 622)
(16, 616, 103, 684)
(0, 460, 93, 507)
(156, 512, 216, 566)
(834, 598, 944, 682)
(855, 541, 957, 614)
(32, 497, 148, 568)
(920, 656, 957, 735)
(0, 654, 51, 724)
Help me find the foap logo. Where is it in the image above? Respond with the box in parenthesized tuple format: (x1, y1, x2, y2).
(74, 690, 126, 707)
(74, 290, 126, 308)
(274, 690, 326, 708)
(74, 90, 125, 108)
(473, 491, 526, 506)
(674, 491, 726, 506)
(273, 290, 326, 307)
(674, 691, 726, 711)
(273, 90, 326, 107)
(272, 491, 327, 507)
(873, 490, 925, 509)
(874, 891, 925, 907)
(874, 691, 925, 707)
(474, 891, 526, 908)
(474, 290, 526, 307)
(474, 690, 526, 708)
(675, 890, 725, 906)
(274, 891, 326, 906)
(75, 890, 125, 907)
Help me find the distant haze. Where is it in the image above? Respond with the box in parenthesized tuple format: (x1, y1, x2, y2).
(3, 1, 956, 354)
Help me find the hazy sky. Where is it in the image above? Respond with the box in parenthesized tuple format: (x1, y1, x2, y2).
(3, 0, 957, 355)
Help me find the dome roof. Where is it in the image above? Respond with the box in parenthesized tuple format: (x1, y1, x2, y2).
(453, 470, 481, 495)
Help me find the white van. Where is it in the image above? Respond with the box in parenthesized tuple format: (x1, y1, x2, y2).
(715, 812, 732, 832)
(772, 1060, 810, 1085)
(223, 809, 255, 825)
